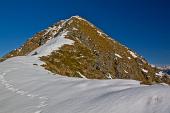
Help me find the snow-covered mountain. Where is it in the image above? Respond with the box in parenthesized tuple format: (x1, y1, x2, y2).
(157, 66, 170, 75)
(2, 16, 170, 84)
(0, 15, 170, 113)
(158, 66, 170, 70)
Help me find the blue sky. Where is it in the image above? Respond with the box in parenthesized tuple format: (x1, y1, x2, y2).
(0, 0, 169, 65)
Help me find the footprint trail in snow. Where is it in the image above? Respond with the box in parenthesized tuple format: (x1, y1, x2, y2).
(0, 68, 49, 113)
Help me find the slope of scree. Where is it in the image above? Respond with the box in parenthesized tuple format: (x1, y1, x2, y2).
(3, 16, 170, 84)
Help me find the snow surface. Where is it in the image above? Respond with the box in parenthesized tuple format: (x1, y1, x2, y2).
(156, 71, 164, 77)
(29, 31, 74, 57)
(77, 71, 87, 79)
(124, 70, 128, 73)
(106, 73, 113, 79)
(115, 53, 122, 58)
(128, 57, 131, 60)
(128, 50, 138, 58)
(97, 30, 104, 36)
(0, 56, 170, 113)
(141, 68, 149, 73)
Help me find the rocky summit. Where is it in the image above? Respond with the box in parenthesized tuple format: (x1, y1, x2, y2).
(3, 16, 170, 84)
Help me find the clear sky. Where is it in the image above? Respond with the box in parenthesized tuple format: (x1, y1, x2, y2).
(0, 0, 169, 65)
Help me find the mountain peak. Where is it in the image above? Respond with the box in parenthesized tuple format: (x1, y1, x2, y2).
(3, 16, 170, 85)
(59, 15, 88, 25)
(71, 15, 84, 19)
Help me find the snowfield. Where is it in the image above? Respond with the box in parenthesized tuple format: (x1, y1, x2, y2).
(0, 56, 170, 113)
(28, 31, 74, 57)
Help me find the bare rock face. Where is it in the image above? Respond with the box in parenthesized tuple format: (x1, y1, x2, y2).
(3, 16, 170, 84)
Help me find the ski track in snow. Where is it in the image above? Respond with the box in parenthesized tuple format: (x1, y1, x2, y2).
(0, 68, 49, 113)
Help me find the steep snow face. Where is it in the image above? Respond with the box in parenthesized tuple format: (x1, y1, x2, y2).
(0, 56, 170, 113)
(28, 31, 74, 57)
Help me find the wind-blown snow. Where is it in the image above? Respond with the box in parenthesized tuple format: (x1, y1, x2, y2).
(29, 31, 74, 57)
(0, 56, 170, 113)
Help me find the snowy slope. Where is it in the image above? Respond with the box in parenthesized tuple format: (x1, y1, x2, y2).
(28, 30, 74, 57)
(0, 56, 170, 113)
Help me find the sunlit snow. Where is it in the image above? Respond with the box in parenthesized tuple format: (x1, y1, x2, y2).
(0, 56, 170, 113)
